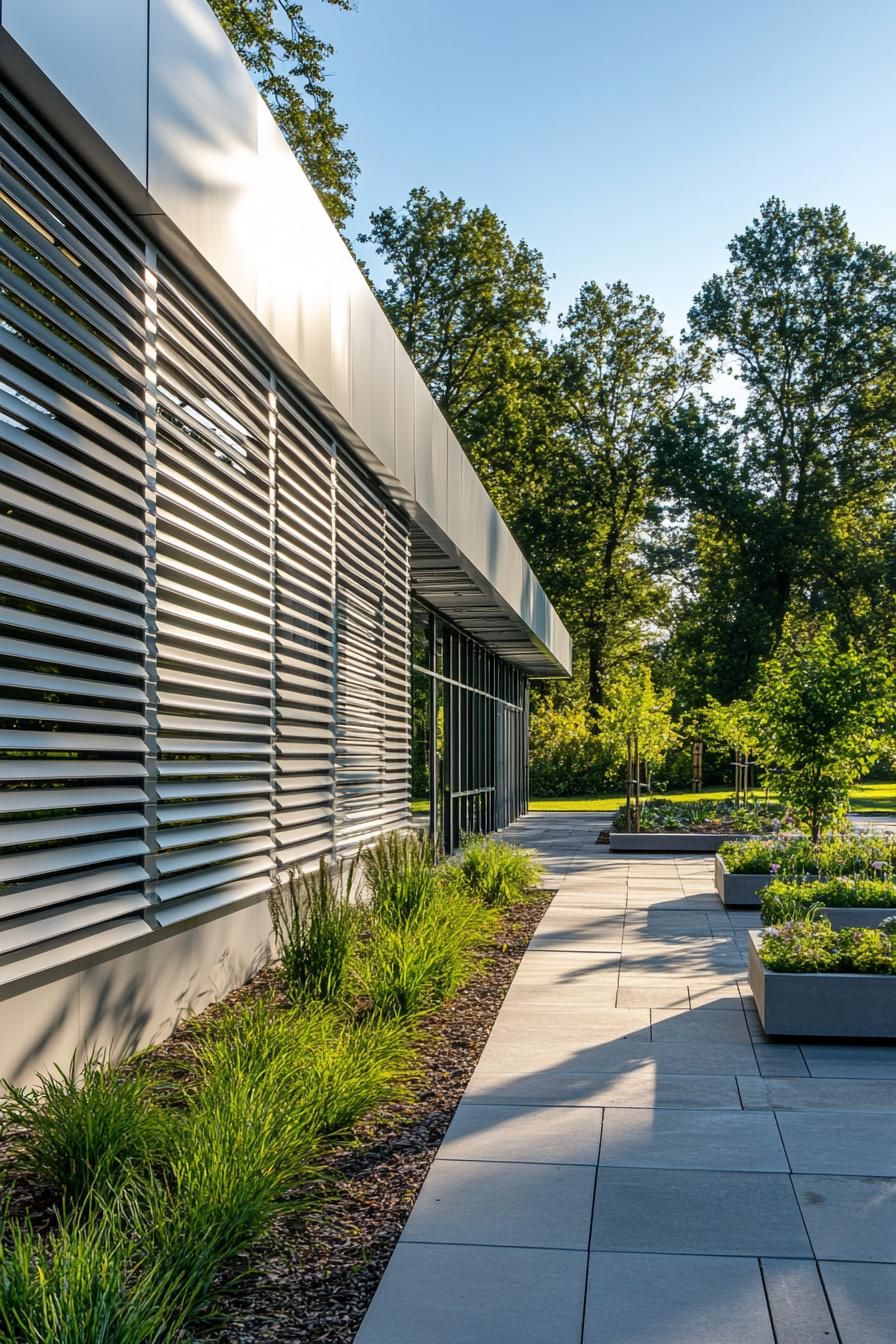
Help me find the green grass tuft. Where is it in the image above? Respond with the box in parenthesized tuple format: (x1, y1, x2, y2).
(0, 1054, 169, 1206)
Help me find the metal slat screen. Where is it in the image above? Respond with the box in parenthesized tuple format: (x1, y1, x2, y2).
(151, 264, 276, 926)
(0, 87, 527, 994)
(0, 94, 151, 984)
(334, 459, 411, 850)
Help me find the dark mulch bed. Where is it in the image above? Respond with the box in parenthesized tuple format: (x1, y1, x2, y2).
(202, 892, 552, 1344)
(0, 895, 551, 1341)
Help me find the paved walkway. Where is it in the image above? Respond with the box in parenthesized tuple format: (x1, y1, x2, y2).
(355, 812, 896, 1344)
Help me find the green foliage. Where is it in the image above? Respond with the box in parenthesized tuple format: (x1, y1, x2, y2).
(719, 836, 814, 874)
(721, 832, 896, 876)
(269, 857, 358, 1003)
(658, 198, 896, 708)
(0, 1054, 168, 1206)
(761, 877, 896, 925)
(0, 1205, 183, 1344)
(362, 829, 439, 926)
(360, 187, 549, 443)
(528, 697, 602, 797)
(752, 616, 894, 840)
(760, 921, 896, 974)
(615, 797, 783, 835)
(209, 0, 358, 229)
(595, 667, 677, 781)
(355, 891, 498, 1018)
(458, 835, 543, 908)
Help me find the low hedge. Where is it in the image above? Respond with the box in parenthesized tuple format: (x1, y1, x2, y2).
(760, 878, 896, 926)
(720, 833, 896, 877)
(759, 921, 896, 975)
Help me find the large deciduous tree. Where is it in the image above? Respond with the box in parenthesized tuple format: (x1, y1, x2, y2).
(658, 198, 896, 707)
(359, 187, 550, 444)
(550, 282, 688, 704)
(210, 0, 358, 230)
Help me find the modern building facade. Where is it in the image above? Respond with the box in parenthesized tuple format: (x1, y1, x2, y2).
(0, 0, 570, 1084)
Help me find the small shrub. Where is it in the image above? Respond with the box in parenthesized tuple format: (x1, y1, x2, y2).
(721, 833, 896, 877)
(362, 830, 438, 925)
(293, 1010, 415, 1137)
(760, 882, 825, 926)
(760, 920, 896, 975)
(269, 857, 358, 1003)
(458, 836, 543, 908)
(357, 891, 498, 1017)
(761, 877, 896, 924)
(0, 1054, 168, 1206)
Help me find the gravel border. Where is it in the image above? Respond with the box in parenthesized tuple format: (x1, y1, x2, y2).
(204, 892, 553, 1343)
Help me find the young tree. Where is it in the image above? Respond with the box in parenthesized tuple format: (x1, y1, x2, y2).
(697, 697, 761, 802)
(595, 668, 677, 829)
(751, 617, 894, 842)
(210, 0, 358, 230)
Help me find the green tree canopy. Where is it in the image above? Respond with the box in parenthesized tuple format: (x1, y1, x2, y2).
(751, 617, 894, 841)
(360, 187, 550, 438)
(658, 198, 896, 708)
(210, 0, 358, 230)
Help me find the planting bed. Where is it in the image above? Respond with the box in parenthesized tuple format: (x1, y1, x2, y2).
(748, 930, 896, 1039)
(196, 892, 552, 1343)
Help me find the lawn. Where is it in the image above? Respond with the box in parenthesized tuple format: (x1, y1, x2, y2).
(529, 781, 896, 814)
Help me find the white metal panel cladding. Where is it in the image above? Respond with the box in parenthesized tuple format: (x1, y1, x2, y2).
(334, 459, 411, 851)
(152, 261, 276, 926)
(0, 90, 151, 978)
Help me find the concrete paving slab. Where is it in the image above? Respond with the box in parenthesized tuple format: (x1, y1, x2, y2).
(354, 1243, 588, 1344)
(650, 1009, 752, 1043)
(591, 1167, 812, 1257)
(819, 1261, 896, 1344)
(738, 1076, 896, 1111)
(401, 1158, 595, 1250)
(616, 983, 692, 1008)
(600, 1107, 788, 1172)
(477, 1039, 758, 1077)
(801, 1045, 896, 1079)
(760, 1258, 838, 1343)
(793, 1174, 896, 1260)
(464, 1069, 743, 1110)
(778, 1111, 896, 1175)
(583, 1252, 774, 1344)
(753, 1045, 811, 1077)
(442, 1102, 602, 1165)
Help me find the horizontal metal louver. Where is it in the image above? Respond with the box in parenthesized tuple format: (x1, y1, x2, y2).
(334, 460, 411, 851)
(152, 263, 275, 926)
(0, 90, 151, 981)
(273, 392, 336, 868)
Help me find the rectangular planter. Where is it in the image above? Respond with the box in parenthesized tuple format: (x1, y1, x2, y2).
(609, 831, 752, 855)
(714, 854, 771, 907)
(748, 930, 896, 1038)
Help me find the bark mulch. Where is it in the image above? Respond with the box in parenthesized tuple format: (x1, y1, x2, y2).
(204, 891, 552, 1344)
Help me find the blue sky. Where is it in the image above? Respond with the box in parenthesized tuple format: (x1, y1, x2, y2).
(312, 0, 896, 338)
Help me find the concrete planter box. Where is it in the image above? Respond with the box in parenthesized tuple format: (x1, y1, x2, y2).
(609, 831, 752, 855)
(748, 930, 896, 1038)
(714, 854, 772, 907)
